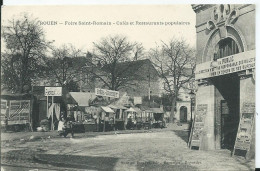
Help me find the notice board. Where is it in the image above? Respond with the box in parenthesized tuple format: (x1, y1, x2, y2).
(8, 100, 30, 125)
(189, 104, 208, 149)
(233, 102, 255, 158)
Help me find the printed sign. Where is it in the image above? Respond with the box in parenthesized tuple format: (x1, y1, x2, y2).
(45, 87, 62, 96)
(195, 50, 255, 80)
(233, 103, 255, 157)
(190, 104, 207, 148)
(95, 88, 119, 98)
(134, 97, 142, 105)
(85, 106, 100, 114)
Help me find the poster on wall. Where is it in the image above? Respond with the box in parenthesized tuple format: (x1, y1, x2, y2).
(189, 104, 208, 149)
(233, 102, 255, 158)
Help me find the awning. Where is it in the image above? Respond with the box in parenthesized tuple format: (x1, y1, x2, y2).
(69, 92, 96, 106)
(108, 104, 127, 110)
(101, 106, 114, 113)
(132, 107, 142, 114)
(125, 107, 136, 113)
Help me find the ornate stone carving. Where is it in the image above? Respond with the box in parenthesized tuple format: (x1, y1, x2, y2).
(206, 4, 239, 31)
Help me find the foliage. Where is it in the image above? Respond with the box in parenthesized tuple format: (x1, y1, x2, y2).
(150, 38, 195, 122)
(86, 35, 145, 91)
(1, 14, 48, 93)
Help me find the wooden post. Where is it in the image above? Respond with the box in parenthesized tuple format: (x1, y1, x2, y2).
(103, 113, 105, 132)
(51, 96, 54, 130)
(46, 96, 48, 118)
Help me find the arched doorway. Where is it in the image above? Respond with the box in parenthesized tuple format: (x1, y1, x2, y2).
(180, 106, 187, 123)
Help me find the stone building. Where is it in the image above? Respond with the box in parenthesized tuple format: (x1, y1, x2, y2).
(111, 59, 160, 98)
(192, 4, 255, 152)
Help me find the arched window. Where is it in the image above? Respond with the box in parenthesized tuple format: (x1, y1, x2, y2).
(215, 38, 239, 60)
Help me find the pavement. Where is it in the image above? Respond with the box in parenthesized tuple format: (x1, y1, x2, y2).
(1, 123, 255, 171)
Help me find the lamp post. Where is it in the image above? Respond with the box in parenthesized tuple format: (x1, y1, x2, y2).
(188, 90, 195, 123)
(188, 90, 195, 140)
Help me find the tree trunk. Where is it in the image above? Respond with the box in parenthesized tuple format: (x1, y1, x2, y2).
(170, 95, 177, 123)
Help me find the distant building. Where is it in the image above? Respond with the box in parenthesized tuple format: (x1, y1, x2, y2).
(159, 67, 194, 122)
(34, 57, 160, 99)
(106, 59, 160, 98)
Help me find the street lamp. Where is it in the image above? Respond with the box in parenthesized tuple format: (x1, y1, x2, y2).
(188, 90, 195, 123)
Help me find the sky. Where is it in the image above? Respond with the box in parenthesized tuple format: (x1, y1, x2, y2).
(1, 5, 196, 53)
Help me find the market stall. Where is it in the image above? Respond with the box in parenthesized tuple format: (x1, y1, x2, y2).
(100, 106, 115, 132)
(125, 107, 137, 129)
(108, 104, 127, 130)
(151, 108, 165, 128)
(66, 92, 96, 132)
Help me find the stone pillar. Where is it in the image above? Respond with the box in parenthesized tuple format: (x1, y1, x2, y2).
(196, 79, 215, 150)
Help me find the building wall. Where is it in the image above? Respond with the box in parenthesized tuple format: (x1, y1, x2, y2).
(193, 4, 255, 151)
(118, 62, 160, 98)
(195, 4, 255, 64)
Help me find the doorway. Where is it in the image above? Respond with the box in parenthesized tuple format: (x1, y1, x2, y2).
(180, 106, 188, 123)
(212, 73, 240, 150)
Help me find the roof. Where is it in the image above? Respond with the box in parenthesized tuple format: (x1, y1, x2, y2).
(108, 104, 127, 110)
(101, 106, 114, 113)
(69, 92, 96, 106)
(102, 59, 159, 78)
(125, 107, 136, 113)
(150, 108, 164, 113)
(132, 107, 142, 114)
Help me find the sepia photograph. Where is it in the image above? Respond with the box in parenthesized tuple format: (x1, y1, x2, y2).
(0, 2, 257, 171)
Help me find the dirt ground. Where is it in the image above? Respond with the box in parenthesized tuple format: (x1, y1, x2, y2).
(1, 124, 255, 171)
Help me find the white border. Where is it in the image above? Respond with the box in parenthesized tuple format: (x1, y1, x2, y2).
(2, 0, 260, 169)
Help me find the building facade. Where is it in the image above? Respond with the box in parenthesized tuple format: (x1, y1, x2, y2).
(192, 4, 255, 151)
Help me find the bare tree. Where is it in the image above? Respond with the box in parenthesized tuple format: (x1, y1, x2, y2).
(86, 35, 145, 91)
(133, 43, 145, 60)
(1, 14, 48, 93)
(42, 44, 86, 90)
(150, 39, 196, 123)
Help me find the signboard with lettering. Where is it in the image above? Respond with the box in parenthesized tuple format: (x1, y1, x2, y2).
(233, 102, 255, 158)
(85, 106, 100, 114)
(189, 104, 208, 149)
(134, 97, 142, 105)
(45, 87, 62, 96)
(95, 88, 119, 98)
(195, 50, 255, 80)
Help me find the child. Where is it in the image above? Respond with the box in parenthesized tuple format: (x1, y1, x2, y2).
(58, 116, 65, 133)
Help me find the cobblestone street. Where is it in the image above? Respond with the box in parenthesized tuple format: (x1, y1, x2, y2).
(1, 124, 255, 171)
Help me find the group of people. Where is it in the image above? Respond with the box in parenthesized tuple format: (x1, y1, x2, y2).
(58, 113, 75, 138)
